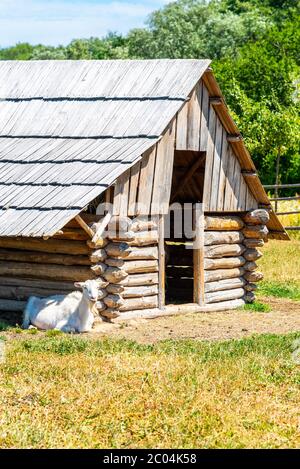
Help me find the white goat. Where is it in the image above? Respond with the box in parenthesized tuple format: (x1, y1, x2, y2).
(22, 279, 99, 333)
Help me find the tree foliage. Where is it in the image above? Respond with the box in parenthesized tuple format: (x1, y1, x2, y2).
(0, 0, 298, 184)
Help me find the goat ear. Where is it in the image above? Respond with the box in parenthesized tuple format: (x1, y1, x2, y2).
(74, 281, 84, 289)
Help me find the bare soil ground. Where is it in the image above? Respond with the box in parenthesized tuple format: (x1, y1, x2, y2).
(91, 296, 300, 343)
(2, 295, 299, 343)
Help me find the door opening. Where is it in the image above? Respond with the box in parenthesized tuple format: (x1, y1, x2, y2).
(165, 150, 206, 305)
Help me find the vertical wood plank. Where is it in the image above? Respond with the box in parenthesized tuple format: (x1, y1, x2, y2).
(209, 116, 223, 211)
(245, 185, 258, 210)
(199, 82, 209, 152)
(187, 82, 202, 151)
(217, 128, 230, 210)
(193, 203, 205, 306)
(136, 146, 156, 215)
(128, 161, 141, 216)
(158, 214, 165, 310)
(175, 103, 188, 150)
(202, 105, 216, 211)
(224, 147, 237, 211)
(151, 120, 176, 215)
(237, 174, 247, 211)
(113, 168, 130, 216)
(232, 158, 241, 211)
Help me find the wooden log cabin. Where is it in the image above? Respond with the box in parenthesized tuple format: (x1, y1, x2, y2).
(0, 60, 288, 320)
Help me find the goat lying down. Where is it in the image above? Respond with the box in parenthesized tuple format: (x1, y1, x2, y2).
(22, 280, 99, 333)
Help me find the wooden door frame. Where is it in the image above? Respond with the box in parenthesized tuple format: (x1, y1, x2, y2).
(193, 203, 205, 305)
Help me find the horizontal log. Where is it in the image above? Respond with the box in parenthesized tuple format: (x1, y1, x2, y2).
(53, 228, 89, 241)
(86, 238, 108, 249)
(107, 216, 132, 232)
(204, 256, 245, 270)
(103, 267, 128, 283)
(104, 294, 124, 309)
(107, 231, 135, 242)
(107, 284, 125, 294)
(97, 289, 108, 300)
(244, 291, 255, 303)
(0, 248, 90, 266)
(89, 249, 107, 263)
(119, 295, 158, 312)
(204, 243, 245, 259)
(243, 238, 264, 248)
(244, 271, 264, 282)
(131, 218, 157, 232)
(244, 283, 257, 292)
(204, 231, 244, 246)
(105, 259, 158, 274)
(100, 309, 120, 319)
(127, 230, 159, 246)
(205, 216, 244, 231)
(95, 300, 106, 312)
(109, 284, 158, 298)
(244, 261, 257, 272)
(106, 243, 158, 260)
(0, 285, 76, 301)
(205, 267, 245, 282)
(243, 209, 270, 225)
(90, 262, 107, 275)
(119, 272, 158, 286)
(0, 261, 94, 282)
(0, 237, 91, 255)
(0, 277, 76, 291)
(244, 249, 262, 261)
(0, 299, 26, 312)
(243, 225, 268, 239)
(115, 299, 246, 320)
(204, 277, 246, 293)
(205, 287, 245, 304)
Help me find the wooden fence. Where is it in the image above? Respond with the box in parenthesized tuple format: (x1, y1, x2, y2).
(263, 183, 300, 231)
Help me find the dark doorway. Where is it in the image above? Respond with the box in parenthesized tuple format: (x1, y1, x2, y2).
(165, 150, 206, 304)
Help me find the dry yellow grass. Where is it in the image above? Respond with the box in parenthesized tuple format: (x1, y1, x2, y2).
(274, 198, 300, 238)
(0, 334, 300, 449)
(259, 239, 300, 287)
(257, 200, 300, 300)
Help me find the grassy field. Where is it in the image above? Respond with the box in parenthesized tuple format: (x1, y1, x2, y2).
(0, 209, 299, 449)
(0, 333, 300, 449)
(257, 238, 300, 301)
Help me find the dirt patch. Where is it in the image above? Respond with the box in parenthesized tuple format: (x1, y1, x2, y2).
(1, 296, 300, 343)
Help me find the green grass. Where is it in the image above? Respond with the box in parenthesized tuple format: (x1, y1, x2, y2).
(240, 301, 272, 312)
(257, 239, 300, 301)
(258, 281, 300, 301)
(1, 333, 300, 448)
(0, 320, 11, 331)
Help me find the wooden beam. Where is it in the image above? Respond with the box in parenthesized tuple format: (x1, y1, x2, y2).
(210, 97, 223, 105)
(193, 204, 205, 306)
(158, 214, 165, 310)
(75, 215, 95, 238)
(241, 170, 257, 176)
(227, 134, 243, 142)
(171, 152, 205, 203)
(91, 211, 112, 245)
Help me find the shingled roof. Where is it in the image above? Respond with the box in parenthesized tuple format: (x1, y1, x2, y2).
(0, 59, 210, 236)
(0, 59, 287, 239)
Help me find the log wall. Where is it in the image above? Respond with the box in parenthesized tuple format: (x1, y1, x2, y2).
(0, 210, 268, 320)
(203, 209, 268, 304)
